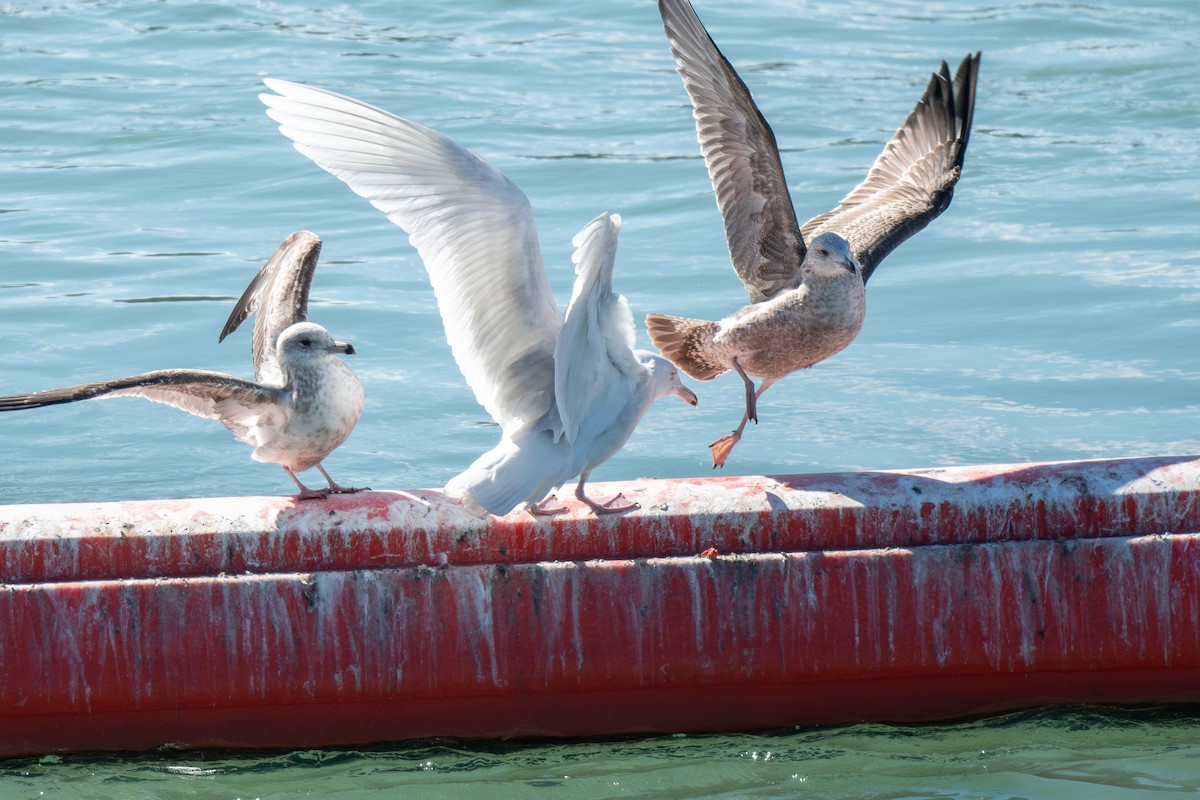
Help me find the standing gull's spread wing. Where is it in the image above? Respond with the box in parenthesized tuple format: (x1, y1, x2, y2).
(659, 0, 806, 304)
(0, 370, 282, 445)
(219, 230, 321, 384)
(800, 53, 980, 283)
(260, 82, 698, 516)
(553, 212, 640, 445)
(1, 229, 366, 499)
(0, 321, 366, 498)
(1, 227, 364, 496)
(260, 79, 563, 432)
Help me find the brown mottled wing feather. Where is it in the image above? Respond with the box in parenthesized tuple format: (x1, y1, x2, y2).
(801, 53, 980, 285)
(219, 230, 321, 382)
(659, 0, 806, 304)
(0, 369, 280, 441)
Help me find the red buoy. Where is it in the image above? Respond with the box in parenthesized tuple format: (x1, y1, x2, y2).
(2, 454, 1199, 756)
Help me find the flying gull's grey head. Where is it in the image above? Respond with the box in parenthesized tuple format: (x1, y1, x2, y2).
(805, 232, 860, 278)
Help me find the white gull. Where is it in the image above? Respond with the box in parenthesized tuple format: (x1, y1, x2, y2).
(259, 80, 698, 517)
(646, 0, 980, 467)
(0, 231, 365, 499)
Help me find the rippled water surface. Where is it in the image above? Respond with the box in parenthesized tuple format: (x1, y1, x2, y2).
(2, 0, 1198, 794)
(5, 706, 1200, 798)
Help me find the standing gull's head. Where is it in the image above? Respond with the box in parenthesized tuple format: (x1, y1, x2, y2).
(276, 321, 356, 368)
(641, 353, 700, 407)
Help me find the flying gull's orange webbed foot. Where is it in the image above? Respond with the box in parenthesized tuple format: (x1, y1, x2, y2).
(709, 433, 741, 469)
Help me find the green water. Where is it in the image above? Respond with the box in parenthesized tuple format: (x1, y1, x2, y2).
(7, 707, 1200, 798)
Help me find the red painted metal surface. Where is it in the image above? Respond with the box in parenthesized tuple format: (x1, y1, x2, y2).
(2, 454, 1200, 756)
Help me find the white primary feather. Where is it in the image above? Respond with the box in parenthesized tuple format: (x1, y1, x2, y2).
(553, 212, 640, 445)
(261, 79, 563, 432)
(261, 80, 697, 516)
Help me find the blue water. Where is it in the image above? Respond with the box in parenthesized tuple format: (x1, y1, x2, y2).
(3, 0, 1199, 794)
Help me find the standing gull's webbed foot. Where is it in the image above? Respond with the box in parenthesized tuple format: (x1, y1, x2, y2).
(579, 491, 640, 515)
(322, 461, 427, 506)
(317, 464, 369, 495)
(529, 495, 568, 517)
(575, 474, 639, 516)
(285, 466, 332, 500)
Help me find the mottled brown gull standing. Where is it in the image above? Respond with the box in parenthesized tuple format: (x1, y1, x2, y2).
(0, 232, 365, 499)
(646, 0, 980, 467)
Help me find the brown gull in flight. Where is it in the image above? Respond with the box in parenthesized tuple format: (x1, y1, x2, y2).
(646, 0, 980, 467)
(260, 80, 698, 517)
(0, 232, 365, 499)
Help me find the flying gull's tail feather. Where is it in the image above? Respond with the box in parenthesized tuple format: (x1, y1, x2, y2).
(645, 313, 725, 381)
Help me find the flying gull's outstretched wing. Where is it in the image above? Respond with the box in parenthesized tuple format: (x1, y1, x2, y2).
(801, 53, 980, 283)
(659, 0, 807, 303)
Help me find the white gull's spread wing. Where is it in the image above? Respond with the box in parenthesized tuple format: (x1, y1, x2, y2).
(553, 212, 639, 445)
(800, 53, 980, 284)
(0, 370, 283, 445)
(659, 0, 806, 304)
(260, 79, 562, 431)
(219, 230, 322, 384)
